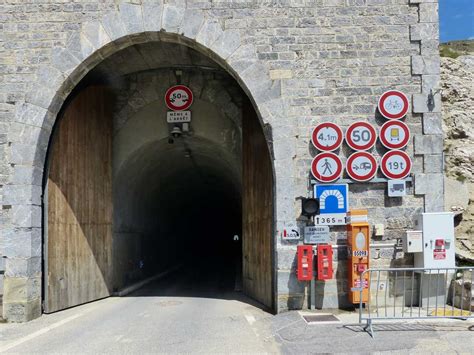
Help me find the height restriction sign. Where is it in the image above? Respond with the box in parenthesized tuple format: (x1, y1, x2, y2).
(380, 150, 412, 179)
(311, 122, 344, 151)
(378, 90, 409, 120)
(346, 151, 377, 182)
(311, 152, 343, 182)
(165, 85, 193, 111)
(345, 121, 377, 151)
(379, 120, 410, 150)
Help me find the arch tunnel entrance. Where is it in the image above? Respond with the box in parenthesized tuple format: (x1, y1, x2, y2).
(43, 40, 275, 314)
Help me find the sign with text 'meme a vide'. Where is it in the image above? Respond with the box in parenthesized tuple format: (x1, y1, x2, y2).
(345, 121, 377, 151)
(346, 151, 378, 182)
(380, 150, 412, 179)
(311, 152, 343, 183)
(165, 85, 193, 111)
(311, 122, 344, 151)
(379, 120, 410, 150)
(378, 90, 409, 120)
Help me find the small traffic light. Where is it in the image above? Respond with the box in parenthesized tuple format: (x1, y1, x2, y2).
(301, 198, 320, 217)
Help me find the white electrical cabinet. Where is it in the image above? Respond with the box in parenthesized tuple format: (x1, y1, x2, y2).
(414, 212, 455, 269)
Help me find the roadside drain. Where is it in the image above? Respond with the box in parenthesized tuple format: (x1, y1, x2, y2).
(301, 314, 340, 323)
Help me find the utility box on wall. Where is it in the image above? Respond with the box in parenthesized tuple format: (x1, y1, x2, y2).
(414, 213, 455, 269)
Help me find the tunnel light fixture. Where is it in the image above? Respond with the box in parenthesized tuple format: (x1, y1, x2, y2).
(171, 125, 182, 138)
(301, 198, 320, 217)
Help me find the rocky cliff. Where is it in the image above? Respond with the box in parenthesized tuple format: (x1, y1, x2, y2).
(441, 46, 474, 262)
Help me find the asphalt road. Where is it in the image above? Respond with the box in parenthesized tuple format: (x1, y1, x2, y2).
(0, 268, 279, 354)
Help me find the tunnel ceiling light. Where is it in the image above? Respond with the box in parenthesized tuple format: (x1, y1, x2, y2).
(301, 198, 320, 217)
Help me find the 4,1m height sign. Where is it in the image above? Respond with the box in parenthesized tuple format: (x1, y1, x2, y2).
(311, 122, 344, 151)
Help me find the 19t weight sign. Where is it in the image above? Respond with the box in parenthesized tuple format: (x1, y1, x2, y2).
(380, 150, 412, 179)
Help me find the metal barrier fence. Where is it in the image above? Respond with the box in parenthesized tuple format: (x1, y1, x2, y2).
(357, 267, 474, 337)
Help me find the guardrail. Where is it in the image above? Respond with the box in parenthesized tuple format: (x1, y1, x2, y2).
(356, 266, 473, 337)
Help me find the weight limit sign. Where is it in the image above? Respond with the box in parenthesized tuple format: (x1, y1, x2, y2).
(311, 122, 344, 151)
(311, 152, 343, 183)
(380, 150, 412, 179)
(379, 120, 410, 150)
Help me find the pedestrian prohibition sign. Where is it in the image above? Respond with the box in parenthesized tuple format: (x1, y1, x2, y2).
(165, 85, 193, 111)
(311, 152, 343, 182)
(380, 150, 412, 179)
(311, 122, 344, 151)
(379, 120, 410, 150)
(345, 121, 377, 151)
(346, 151, 378, 182)
(377, 90, 409, 120)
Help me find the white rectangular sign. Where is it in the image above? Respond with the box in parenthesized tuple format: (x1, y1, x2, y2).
(314, 213, 347, 226)
(167, 111, 191, 123)
(304, 226, 330, 244)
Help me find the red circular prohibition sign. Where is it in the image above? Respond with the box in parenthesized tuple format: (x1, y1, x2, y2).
(345, 121, 377, 151)
(379, 120, 410, 150)
(165, 85, 194, 111)
(378, 90, 409, 120)
(311, 122, 344, 151)
(346, 151, 378, 182)
(311, 152, 343, 183)
(380, 150, 412, 179)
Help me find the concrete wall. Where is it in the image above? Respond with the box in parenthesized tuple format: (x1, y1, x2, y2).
(0, 0, 442, 321)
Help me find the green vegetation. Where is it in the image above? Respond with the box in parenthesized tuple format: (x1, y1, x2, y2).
(440, 40, 474, 59)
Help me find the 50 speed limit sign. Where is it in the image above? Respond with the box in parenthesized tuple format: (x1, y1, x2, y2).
(380, 150, 412, 179)
(345, 121, 377, 151)
(165, 85, 193, 111)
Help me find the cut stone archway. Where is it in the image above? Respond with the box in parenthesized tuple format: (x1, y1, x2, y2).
(3, 3, 295, 322)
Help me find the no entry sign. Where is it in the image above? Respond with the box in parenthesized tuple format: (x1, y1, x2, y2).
(165, 85, 193, 111)
(311, 152, 343, 182)
(345, 121, 377, 151)
(379, 120, 410, 150)
(311, 122, 344, 151)
(346, 151, 378, 182)
(378, 90, 409, 120)
(380, 150, 412, 179)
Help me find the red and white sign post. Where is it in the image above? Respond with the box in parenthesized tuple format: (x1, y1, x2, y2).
(345, 122, 377, 151)
(379, 120, 410, 150)
(165, 85, 193, 111)
(378, 90, 409, 120)
(311, 152, 343, 182)
(311, 123, 344, 151)
(380, 150, 412, 179)
(346, 152, 378, 182)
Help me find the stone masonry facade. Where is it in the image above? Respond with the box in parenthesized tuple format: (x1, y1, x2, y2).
(0, 0, 442, 321)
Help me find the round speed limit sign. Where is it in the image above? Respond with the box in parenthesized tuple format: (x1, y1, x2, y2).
(380, 150, 412, 179)
(165, 85, 193, 111)
(345, 121, 377, 151)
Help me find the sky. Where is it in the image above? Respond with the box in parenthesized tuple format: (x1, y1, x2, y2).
(439, 0, 474, 42)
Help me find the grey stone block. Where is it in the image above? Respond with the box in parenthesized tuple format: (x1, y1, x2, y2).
(14, 103, 49, 128)
(51, 48, 80, 75)
(210, 29, 241, 60)
(277, 270, 306, 295)
(419, 3, 439, 23)
(413, 93, 441, 113)
(101, 11, 128, 41)
(82, 21, 111, 50)
(5, 258, 41, 278)
(410, 23, 439, 42)
(2, 185, 41, 205)
(227, 44, 258, 76)
(11, 205, 41, 228)
(1, 228, 42, 258)
(196, 19, 223, 48)
(422, 113, 443, 134)
(277, 247, 297, 270)
(162, 4, 185, 33)
(411, 55, 440, 75)
(180, 9, 204, 39)
(65, 31, 96, 64)
(119, 3, 144, 34)
(414, 173, 443, 195)
(2, 298, 42, 322)
(414, 135, 443, 155)
(423, 154, 443, 174)
(12, 166, 44, 186)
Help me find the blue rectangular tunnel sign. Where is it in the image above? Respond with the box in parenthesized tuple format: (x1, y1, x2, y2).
(314, 184, 348, 214)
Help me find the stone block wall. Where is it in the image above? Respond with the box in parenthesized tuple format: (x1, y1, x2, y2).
(0, 0, 442, 321)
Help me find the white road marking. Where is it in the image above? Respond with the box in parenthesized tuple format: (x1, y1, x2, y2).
(0, 312, 85, 353)
(245, 314, 256, 325)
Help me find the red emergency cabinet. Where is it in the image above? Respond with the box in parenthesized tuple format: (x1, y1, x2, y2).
(316, 244, 333, 280)
(296, 245, 313, 281)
